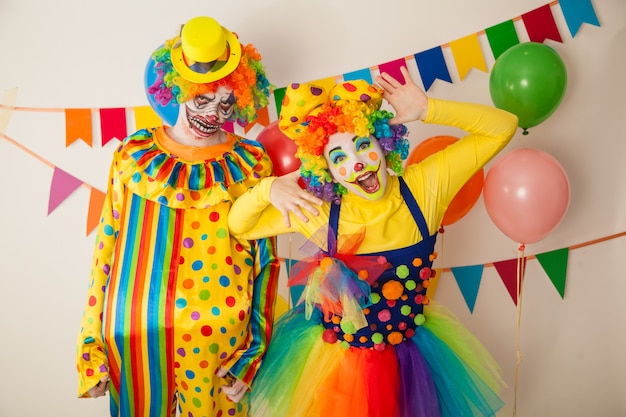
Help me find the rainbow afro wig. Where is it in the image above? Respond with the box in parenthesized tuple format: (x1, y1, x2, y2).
(147, 17, 272, 127)
(278, 80, 410, 203)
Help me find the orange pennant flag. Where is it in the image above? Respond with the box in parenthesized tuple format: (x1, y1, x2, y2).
(86, 187, 106, 235)
(425, 268, 442, 301)
(134, 105, 163, 131)
(244, 106, 270, 134)
(449, 33, 488, 80)
(65, 108, 93, 147)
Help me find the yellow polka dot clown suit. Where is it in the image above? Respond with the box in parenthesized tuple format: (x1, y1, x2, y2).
(228, 80, 518, 417)
(76, 17, 279, 417)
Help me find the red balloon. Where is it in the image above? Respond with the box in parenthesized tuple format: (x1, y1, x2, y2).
(483, 148, 570, 244)
(407, 135, 484, 226)
(256, 121, 301, 176)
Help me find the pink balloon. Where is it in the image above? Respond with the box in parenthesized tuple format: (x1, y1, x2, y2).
(484, 148, 570, 244)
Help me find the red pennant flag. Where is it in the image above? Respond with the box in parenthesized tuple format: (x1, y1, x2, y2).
(86, 188, 106, 235)
(522, 4, 563, 43)
(378, 58, 408, 84)
(99, 108, 127, 146)
(65, 108, 93, 147)
(493, 257, 527, 305)
(48, 167, 83, 215)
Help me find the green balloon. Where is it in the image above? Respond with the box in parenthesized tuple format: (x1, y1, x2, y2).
(489, 42, 567, 134)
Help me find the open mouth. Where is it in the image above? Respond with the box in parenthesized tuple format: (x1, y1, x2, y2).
(349, 164, 381, 194)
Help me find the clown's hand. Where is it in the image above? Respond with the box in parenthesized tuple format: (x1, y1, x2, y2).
(376, 66, 429, 125)
(269, 171, 323, 228)
(217, 367, 248, 403)
(87, 375, 110, 398)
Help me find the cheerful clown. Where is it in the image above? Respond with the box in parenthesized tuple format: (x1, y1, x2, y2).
(228, 68, 519, 417)
(76, 16, 280, 417)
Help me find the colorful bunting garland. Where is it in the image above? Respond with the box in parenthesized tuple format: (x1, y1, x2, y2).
(0, 0, 605, 310)
(0, 0, 600, 148)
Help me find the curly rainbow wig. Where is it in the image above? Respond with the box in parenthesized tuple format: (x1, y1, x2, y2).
(279, 81, 410, 203)
(147, 35, 272, 127)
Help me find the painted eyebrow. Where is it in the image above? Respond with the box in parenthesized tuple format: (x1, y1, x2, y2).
(328, 136, 359, 154)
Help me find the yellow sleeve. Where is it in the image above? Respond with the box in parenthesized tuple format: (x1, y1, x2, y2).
(75, 154, 123, 398)
(228, 176, 330, 241)
(404, 98, 518, 233)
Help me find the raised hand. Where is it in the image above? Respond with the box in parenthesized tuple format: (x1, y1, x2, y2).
(376, 66, 429, 125)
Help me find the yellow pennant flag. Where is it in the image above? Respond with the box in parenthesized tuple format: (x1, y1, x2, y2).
(134, 106, 163, 131)
(449, 33, 488, 80)
(1, 88, 18, 135)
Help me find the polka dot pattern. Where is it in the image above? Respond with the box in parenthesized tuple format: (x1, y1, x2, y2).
(321, 247, 436, 349)
(77, 129, 275, 417)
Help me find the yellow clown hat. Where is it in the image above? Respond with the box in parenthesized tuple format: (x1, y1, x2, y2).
(170, 16, 242, 83)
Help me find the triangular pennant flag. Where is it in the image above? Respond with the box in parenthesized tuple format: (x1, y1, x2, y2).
(0, 87, 18, 135)
(414, 47, 452, 91)
(449, 34, 488, 80)
(285, 257, 305, 308)
(244, 106, 270, 134)
(48, 167, 83, 215)
(273, 87, 286, 117)
(522, 4, 563, 43)
(65, 108, 93, 147)
(274, 295, 290, 321)
(99, 108, 128, 146)
(559, 0, 600, 37)
(493, 257, 527, 305)
(378, 58, 408, 84)
(86, 187, 106, 236)
(343, 68, 373, 84)
(222, 121, 235, 134)
(536, 247, 569, 298)
(451, 264, 484, 313)
(425, 268, 442, 301)
(134, 105, 162, 131)
(485, 20, 521, 60)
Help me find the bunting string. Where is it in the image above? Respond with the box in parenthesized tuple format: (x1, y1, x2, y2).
(0, 0, 601, 146)
(0, 0, 605, 310)
(1, 126, 625, 310)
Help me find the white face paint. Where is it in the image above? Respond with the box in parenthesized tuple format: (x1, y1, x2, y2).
(323, 131, 388, 201)
(183, 86, 235, 138)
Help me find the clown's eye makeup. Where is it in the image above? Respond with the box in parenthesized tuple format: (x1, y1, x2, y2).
(329, 148, 347, 165)
(193, 94, 214, 108)
(355, 137, 371, 152)
(219, 101, 234, 114)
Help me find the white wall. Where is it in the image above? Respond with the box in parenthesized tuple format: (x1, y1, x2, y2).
(1, 0, 624, 416)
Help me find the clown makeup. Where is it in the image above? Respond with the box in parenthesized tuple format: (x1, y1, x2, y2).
(324, 131, 388, 201)
(183, 86, 235, 138)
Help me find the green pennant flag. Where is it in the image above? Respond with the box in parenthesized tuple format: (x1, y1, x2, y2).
(536, 248, 569, 298)
(273, 87, 286, 117)
(485, 20, 520, 60)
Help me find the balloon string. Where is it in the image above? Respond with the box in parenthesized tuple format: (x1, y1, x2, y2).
(513, 243, 525, 417)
